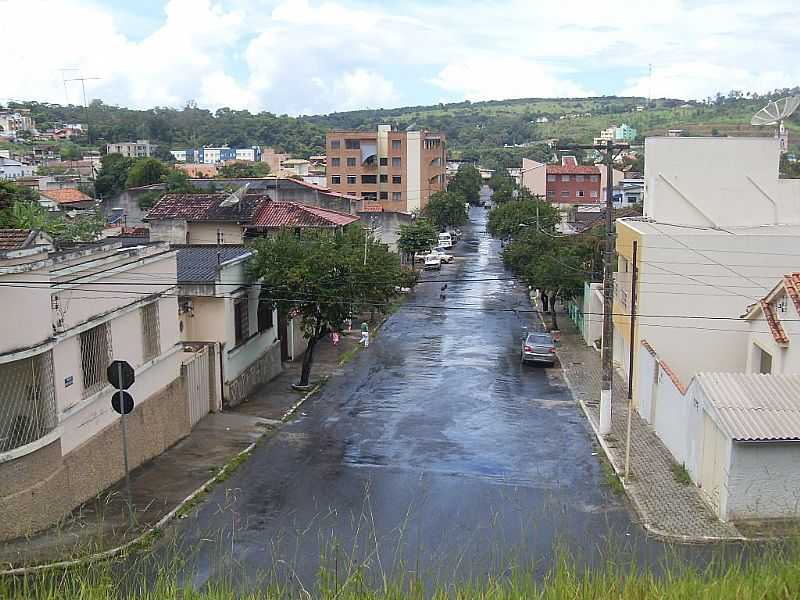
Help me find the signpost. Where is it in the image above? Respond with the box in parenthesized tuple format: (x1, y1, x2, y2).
(107, 359, 135, 528)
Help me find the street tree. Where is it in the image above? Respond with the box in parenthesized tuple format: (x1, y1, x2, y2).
(423, 190, 468, 231)
(397, 218, 438, 265)
(126, 157, 170, 188)
(487, 196, 559, 239)
(248, 227, 404, 387)
(448, 164, 482, 204)
(94, 153, 135, 198)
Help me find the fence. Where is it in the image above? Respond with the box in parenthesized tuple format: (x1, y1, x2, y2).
(566, 298, 585, 337)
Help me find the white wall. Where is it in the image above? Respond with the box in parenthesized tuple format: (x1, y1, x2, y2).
(406, 132, 421, 212)
(187, 222, 243, 245)
(644, 137, 800, 227)
(746, 289, 800, 375)
(0, 257, 54, 354)
(727, 442, 800, 520)
(521, 158, 547, 197)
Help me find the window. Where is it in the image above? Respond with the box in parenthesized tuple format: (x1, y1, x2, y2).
(347, 175, 357, 184)
(331, 175, 341, 184)
(560, 190, 570, 197)
(345, 139, 360, 149)
(392, 175, 401, 184)
(547, 174, 556, 182)
(547, 190, 555, 197)
(140, 302, 161, 361)
(380, 174, 388, 183)
(759, 347, 773, 374)
(392, 191, 402, 201)
(576, 190, 585, 198)
(590, 175, 599, 182)
(0, 351, 57, 452)
(380, 191, 388, 200)
(330, 140, 340, 150)
(590, 190, 598, 198)
(346, 157, 356, 167)
(561, 175, 570, 182)
(80, 323, 111, 397)
(234, 298, 249, 346)
(391, 157, 401, 167)
(575, 175, 584, 182)
(391, 139, 401, 150)
(216, 229, 224, 244)
(362, 192, 377, 201)
(331, 157, 340, 167)
(379, 158, 388, 166)
(257, 299, 274, 332)
(362, 175, 377, 184)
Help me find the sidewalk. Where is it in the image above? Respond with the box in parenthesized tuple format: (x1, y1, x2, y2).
(0, 324, 370, 570)
(542, 301, 742, 542)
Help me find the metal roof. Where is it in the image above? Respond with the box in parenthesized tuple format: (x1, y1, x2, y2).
(176, 246, 252, 283)
(697, 372, 800, 441)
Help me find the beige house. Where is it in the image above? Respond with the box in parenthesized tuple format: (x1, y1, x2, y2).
(177, 246, 280, 406)
(0, 230, 213, 540)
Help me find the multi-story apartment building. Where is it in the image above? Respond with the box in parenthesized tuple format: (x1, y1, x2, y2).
(106, 139, 155, 158)
(325, 126, 446, 212)
(170, 146, 262, 164)
(0, 108, 36, 138)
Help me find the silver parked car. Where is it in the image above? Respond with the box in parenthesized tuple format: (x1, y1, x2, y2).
(521, 332, 556, 366)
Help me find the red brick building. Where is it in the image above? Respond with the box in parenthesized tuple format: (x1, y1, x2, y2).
(545, 156, 601, 205)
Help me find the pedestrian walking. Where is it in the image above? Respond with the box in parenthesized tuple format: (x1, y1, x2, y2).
(360, 321, 370, 348)
(540, 291, 549, 313)
(331, 331, 340, 346)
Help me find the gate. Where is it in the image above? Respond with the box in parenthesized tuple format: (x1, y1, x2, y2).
(183, 345, 212, 427)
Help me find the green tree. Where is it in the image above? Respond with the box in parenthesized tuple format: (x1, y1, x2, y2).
(448, 164, 482, 204)
(164, 168, 197, 192)
(94, 153, 134, 198)
(0, 180, 39, 211)
(397, 218, 438, 265)
(423, 191, 468, 231)
(218, 161, 271, 178)
(137, 190, 163, 210)
(488, 169, 517, 204)
(248, 227, 403, 387)
(126, 157, 169, 188)
(60, 142, 81, 161)
(487, 197, 559, 240)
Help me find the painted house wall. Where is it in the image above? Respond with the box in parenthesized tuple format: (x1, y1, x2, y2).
(521, 158, 547, 197)
(0, 257, 54, 354)
(187, 222, 244, 245)
(726, 442, 800, 520)
(746, 290, 800, 375)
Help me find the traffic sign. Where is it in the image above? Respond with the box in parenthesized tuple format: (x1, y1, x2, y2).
(107, 360, 135, 389)
(111, 390, 134, 415)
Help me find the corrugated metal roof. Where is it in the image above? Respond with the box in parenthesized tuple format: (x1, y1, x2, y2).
(698, 372, 800, 441)
(176, 246, 252, 283)
(251, 201, 359, 228)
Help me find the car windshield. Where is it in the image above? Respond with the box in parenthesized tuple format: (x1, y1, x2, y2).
(527, 334, 552, 345)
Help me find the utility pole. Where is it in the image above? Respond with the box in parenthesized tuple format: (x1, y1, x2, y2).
(558, 140, 629, 435)
(65, 76, 101, 144)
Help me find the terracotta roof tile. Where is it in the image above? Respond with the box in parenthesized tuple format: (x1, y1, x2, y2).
(146, 193, 269, 222)
(0, 229, 34, 250)
(40, 188, 93, 204)
(761, 300, 790, 345)
(251, 202, 359, 229)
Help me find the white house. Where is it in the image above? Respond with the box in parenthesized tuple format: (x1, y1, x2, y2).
(0, 157, 33, 180)
(0, 231, 210, 540)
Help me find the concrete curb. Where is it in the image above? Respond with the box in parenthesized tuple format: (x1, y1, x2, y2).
(530, 299, 747, 544)
(0, 383, 324, 577)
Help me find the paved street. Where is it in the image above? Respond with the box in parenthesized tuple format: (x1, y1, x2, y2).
(168, 207, 733, 588)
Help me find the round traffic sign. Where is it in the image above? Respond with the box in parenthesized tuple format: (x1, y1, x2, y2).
(111, 390, 134, 415)
(107, 360, 135, 390)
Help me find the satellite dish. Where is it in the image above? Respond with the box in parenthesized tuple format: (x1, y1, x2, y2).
(220, 182, 250, 207)
(751, 96, 799, 153)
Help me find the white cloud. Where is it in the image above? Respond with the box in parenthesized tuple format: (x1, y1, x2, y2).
(332, 69, 397, 111)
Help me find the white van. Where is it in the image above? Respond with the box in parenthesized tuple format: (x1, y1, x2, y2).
(437, 232, 452, 249)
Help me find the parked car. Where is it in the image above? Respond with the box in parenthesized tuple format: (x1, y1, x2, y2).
(424, 254, 442, 270)
(437, 232, 453, 249)
(521, 332, 556, 366)
(433, 247, 455, 263)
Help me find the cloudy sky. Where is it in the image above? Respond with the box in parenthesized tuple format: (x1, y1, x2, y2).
(2, 0, 798, 115)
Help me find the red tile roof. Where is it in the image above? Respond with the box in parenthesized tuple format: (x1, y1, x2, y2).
(546, 164, 601, 175)
(761, 300, 790, 345)
(40, 188, 93, 204)
(146, 193, 269, 222)
(0, 229, 35, 250)
(251, 202, 360, 229)
(744, 272, 800, 345)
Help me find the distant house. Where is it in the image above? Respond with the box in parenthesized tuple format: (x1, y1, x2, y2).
(106, 140, 155, 158)
(545, 156, 601, 205)
(0, 157, 33, 180)
(38, 188, 95, 211)
(247, 201, 359, 236)
(282, 158, 311, 177)
(176, 246, 280, 406)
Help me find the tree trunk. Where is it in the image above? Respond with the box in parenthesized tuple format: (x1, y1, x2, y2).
(550, 305, 559, 331)
(298, 335, 317, 387)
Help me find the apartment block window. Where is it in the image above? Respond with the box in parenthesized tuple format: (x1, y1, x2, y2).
(391, 157, 401, 167)
(576, 190, 585, 198)
(234, 298, 249, 346)
(216, 229, 224, 244)
(379, 158, 388, 166)
(346, 157, 356, 167)
(80, 323, 111, 397)
(392, 191, 402, 201)
(330, 140, 341, 149)
(362, 175, 377, 184)
(345, 139, 361, 149)
(547, 174, 556, 182)
(547, 190, 555, 197)
(362, 192, 377, 201)
(590, 175, 599, 182)
(331, 175, 341, 184)
(561, 175, 570, 182)
(347, 175, 357, 184)
(575, 175, 585, 182)
(140, 301, 161, 362)
(590, 190, 598, 198)
(391, 139, 401, 150)
(257, 299, 274, 332)
(331, 158, 340, 167)
(380, 174, 388, 183)
(380, 191, 388, 200)
(561, 190, 570, 197)
(392, 175, 401, 184)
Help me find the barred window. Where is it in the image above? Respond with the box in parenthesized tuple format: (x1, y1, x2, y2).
(257, 300, 274, 332)
(0, 352, 57, 452)
(80, 323, 112, 397)
(141, 301, 161, 361)
(234, 298, 249, 346)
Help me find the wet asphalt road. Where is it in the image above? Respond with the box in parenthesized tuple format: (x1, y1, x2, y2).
(169, 206, 726, 588)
